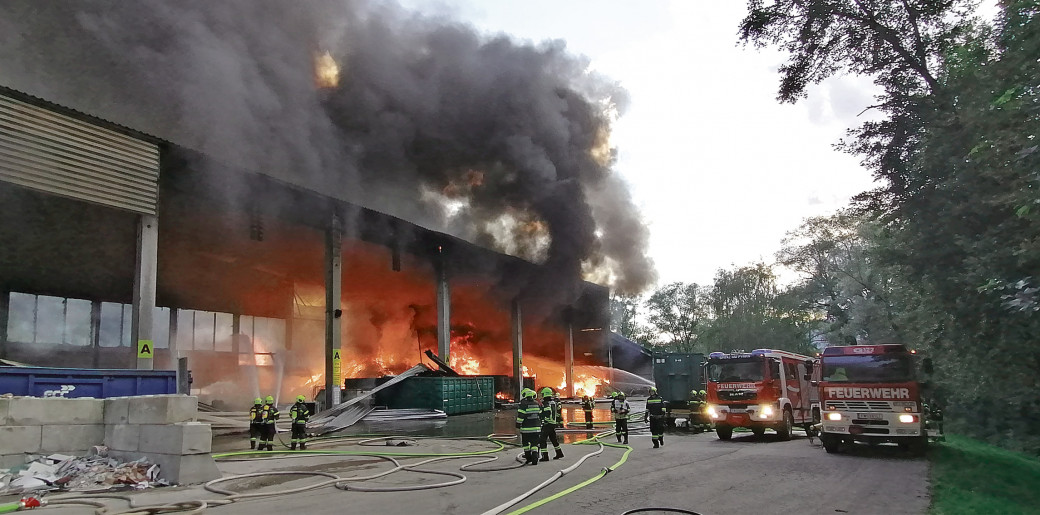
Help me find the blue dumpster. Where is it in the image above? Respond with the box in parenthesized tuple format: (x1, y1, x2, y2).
(0, 366, 177, 398)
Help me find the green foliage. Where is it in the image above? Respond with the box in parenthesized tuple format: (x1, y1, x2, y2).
(749, 0, 1040, 454)
(643, 282, 708, 352)
(931, 434, 1040, 514)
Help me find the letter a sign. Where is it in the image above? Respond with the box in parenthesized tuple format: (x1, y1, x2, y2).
(332, 349, 342, 386)
(137, 339, 154, 358)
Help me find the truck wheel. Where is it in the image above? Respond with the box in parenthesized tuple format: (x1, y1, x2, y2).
(716, 424, 733, 440)
(777, 408, 794, 441)
(821, 434, 841, 453)
(751, 426, 765, 437)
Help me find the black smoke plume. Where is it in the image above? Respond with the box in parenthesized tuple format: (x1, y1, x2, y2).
(0, 0, 655, 297)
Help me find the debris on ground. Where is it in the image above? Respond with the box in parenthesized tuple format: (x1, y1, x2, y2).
(0, 451, 166, 495)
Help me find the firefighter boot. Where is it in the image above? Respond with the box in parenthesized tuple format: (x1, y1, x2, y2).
(291, 442, 297, 450)
(554, 448, 564, 460)
(300, 442, 307, 450)
(540, 451, 550, 462)
(529, 451, 539, 466)
(250, 441, 256, 450)
(653, 438, 659, 448)
(660, 435, 664, 446)
(616, 434, 623, 443)
(623, 436, 629, 445)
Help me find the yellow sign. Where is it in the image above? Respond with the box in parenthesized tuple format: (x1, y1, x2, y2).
(332, 349, 342, 386)
(137, 340, 154, 358)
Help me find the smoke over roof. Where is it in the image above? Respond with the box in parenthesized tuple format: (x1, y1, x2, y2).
(0, 0, 655, 296)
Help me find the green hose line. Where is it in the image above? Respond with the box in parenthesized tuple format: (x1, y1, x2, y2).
(505, 438, 634, 515)
(0, 502, 20, 514)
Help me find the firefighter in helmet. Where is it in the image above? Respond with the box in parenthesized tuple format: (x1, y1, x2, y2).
(289, 395, 310, 450)
(260, 395, 279, 451)
(516, 388, 541, 465)
(248, 397, 263, 449)
(581, 394, 595, 430)
(613, 392, 631, 444)
(539, 387, 564, 461)
(644, 386, 666, 448)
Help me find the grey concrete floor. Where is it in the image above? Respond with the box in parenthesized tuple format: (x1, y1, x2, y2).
(32, 407, 929, 515)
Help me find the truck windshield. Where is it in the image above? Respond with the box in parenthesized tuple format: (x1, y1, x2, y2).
(821, 354, 915, 383)
(708, 359, 763, 383)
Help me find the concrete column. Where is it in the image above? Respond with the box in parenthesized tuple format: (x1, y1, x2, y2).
(435, 249, 451, 362)
(132, 214, 159, 370)
(324, 216, 343, 409)
(511, 298, 523, 400)
(0, 289, 9, 360)
(565, 320, 575, 398)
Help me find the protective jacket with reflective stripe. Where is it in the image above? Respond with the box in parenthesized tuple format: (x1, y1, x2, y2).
(516, 398, 541, 433)
(646, 394, 665, 417)
(290, 402, 309, 424)
(540, 399, 558, 425)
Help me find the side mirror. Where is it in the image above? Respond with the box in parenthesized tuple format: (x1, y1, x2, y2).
(803, 359, 815, 373)
(810, 380, 819, 387)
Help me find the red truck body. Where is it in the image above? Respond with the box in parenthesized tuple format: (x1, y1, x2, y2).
(704, 349, 818, 441)
(817, 344, 927, 454)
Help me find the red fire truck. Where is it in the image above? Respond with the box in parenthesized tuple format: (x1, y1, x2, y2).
(816, 344, 927, 455)
(705, 349, 818, 440)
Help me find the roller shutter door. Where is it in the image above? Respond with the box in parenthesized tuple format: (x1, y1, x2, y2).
(0, 93, 159, 215)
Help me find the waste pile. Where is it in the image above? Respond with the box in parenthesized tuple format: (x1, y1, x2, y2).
(0, 449, 165, 495)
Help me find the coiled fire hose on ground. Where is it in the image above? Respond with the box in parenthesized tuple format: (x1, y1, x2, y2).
(16, 419, 651, 515)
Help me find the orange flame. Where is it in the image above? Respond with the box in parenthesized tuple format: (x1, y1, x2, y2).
(314, 50, 340, 88)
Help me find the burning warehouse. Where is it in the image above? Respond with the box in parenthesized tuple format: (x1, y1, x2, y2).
(0, 1, 654, 409)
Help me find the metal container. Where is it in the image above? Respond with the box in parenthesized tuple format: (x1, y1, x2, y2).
(652, 353, 705, 403)
(375, 376, 495, 415)
(0, 366, 177, 398)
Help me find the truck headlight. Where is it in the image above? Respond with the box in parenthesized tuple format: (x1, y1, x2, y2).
(707, 405, 719, 419)
(899, 414, 917, 423)
(827, 412, 842, 421)
(759, 405, 774, 418)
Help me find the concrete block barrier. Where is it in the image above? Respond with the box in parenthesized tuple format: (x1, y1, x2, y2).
(104, 424, 142, 452)
(41, 424, 105, 453)
(138, 422, 211, 455)
(0, 425, 43, 454)
(128, 395, 197, 425)
(4, 398, 104, 426)
(104, 397, 131, 425)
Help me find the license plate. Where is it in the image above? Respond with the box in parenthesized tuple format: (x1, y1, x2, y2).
(856, 413, 883, 419)
(729, 408, 746, 413)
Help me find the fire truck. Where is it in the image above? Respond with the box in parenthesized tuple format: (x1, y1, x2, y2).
(705, 349, 818, 440)
(816, 344, 927, 455)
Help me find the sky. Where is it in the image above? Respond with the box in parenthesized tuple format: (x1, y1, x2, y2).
(403, 0, 882, 289)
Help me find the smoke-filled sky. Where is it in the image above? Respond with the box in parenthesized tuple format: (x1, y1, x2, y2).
(414, 0, 883, 288)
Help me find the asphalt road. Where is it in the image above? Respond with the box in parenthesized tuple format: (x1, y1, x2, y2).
(33, 421, 929, 515)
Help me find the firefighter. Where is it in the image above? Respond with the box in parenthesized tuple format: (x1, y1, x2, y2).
(696, 389, 709, 431)
(644, 386, 666, 448)
(613, 392, 630, 444)
(260, 395, 279, 451)
(581, 394, 595, 429)
(289, 395, 310, 450)
(516, 388, 541, 465)
(248, 397, 263, 449)
(688, 389, 703, 432)
(539, 387, 564, 461)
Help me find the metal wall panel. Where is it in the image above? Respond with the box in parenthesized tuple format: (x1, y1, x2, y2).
(0, 94, 159, 215)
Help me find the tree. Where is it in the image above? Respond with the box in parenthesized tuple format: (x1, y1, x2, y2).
(699, 264, 816, 355)
(643, 282, 708, 352)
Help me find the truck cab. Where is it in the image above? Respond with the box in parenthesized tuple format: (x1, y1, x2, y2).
(704, 349, 817, 440)
(817, 344, 927, 455)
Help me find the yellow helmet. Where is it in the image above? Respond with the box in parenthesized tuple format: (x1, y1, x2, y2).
(254, 397, 263, 405)
(296, 395, 306, 403)
(265, 395, 275, 404)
